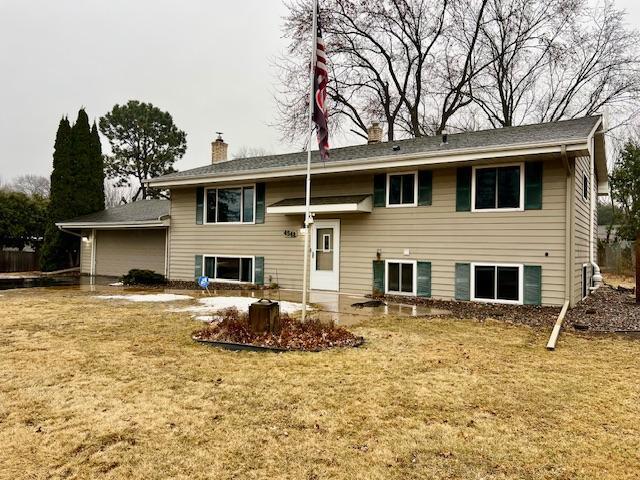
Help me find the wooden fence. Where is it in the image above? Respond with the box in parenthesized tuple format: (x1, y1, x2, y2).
(0, 250, 38, 273)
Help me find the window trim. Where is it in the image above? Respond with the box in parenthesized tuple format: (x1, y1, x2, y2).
(386, 171, 418, 208)
(471, 163, 525, 212)
(470, 262, 524, 305)
(204, 184, 257, 225)
(201, 254, 256, 284)
(384, 259, 417, 296)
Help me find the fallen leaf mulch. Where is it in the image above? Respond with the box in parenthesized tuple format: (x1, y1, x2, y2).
(380, 284, 640, 333)
(193, 308, 363, 351)
(565, 284, 640, 332)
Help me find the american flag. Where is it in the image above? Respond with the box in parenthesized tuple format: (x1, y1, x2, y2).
(313, 5, 329, 161)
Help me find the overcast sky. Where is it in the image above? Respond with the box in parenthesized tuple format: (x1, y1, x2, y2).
(1, 0, 639, 181)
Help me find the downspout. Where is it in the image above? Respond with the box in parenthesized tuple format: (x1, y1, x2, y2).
(589, 137, 603, 289)
(562, 145, 574, 306)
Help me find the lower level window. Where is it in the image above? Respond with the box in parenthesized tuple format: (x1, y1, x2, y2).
(582, 265, 588, 299)
(472, 264, 521, 303)
(386, 260, 415, 295)
(203, 256, 253, 283)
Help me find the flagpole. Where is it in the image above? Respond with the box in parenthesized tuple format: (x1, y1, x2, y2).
(301, 0, 318, 322)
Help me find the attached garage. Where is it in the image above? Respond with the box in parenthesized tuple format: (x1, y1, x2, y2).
(93, 229, 167, 277)
(57, 200, 170, 278)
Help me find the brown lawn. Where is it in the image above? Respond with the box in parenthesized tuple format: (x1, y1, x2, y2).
(0, 288, 639, 479)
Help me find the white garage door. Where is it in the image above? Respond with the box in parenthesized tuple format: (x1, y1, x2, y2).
(95, 229, 166, 277)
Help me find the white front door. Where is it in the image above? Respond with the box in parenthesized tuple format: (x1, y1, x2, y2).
(310, 220, 340, 291)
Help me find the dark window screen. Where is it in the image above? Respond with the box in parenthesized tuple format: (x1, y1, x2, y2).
(497, 267, 519, 301)
(206, 190, 217, 223)
(241, 258, 253, 282)
(401, 263, 414, 293)
(401, 174, 415, 204)
(388, 263, 400, 291)
(497, 166, 520, 208)
(204, 257, 215, 277)
(243, 187, 254, 223)
(216, 257, 240, 281)
(217, 188, 242, 222)
(389, 175, 402, 204)
(475, 168, 497, 209)
(474, 266, 495, 299)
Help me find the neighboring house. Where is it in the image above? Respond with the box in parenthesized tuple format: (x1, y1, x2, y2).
(56, 200, 169, 277)
(138, 115, 607, 308)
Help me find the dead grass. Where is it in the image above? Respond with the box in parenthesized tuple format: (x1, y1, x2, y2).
(603, 272, 635, 290)
(1, 288, 639, 480)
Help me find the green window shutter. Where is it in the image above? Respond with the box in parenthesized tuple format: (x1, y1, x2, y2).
(455, 263, 470, 301)
(373, 174, 386, 207)
(372, 260, 385, 295)
(418, 171, 432, 206)
(417, 261, 432, 297)
(194, 254, 203, 279)
(254, 256, 265, 285)
(195, 187, 204, 225)
(523, 265, 542, 305)
(456, 167, 472, 212)
(255, 183, 266, 224)
(525, 161, 543, 210)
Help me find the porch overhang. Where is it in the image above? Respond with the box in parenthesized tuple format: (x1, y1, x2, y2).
(267, 194, 373, 215)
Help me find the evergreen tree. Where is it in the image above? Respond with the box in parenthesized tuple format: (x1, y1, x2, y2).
(40, 110, 105, 271)
(91, 122, 105, 211)
(40, 117, 75, 271)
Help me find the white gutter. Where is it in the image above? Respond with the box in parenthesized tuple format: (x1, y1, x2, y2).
(55, 220, 170, 229)
(146, 139, 590, 188)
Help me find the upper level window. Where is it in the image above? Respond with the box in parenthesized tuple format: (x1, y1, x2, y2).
(206, 186, 255, 224)
(472, 164, 523, 211)
(583, 173, 589, 200)
(387, 172, 417, 206)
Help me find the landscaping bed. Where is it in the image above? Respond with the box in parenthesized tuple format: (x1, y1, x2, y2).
(565, 284, 640, 332)
(372, 294, 561, 327)
(192, 308, 363, 351)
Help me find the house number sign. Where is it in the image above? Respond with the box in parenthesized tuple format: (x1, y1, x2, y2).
(283, 229, 297, 238)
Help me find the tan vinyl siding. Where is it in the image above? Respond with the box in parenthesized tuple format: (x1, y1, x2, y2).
(94, 229, 166, 277)
(573, 155, 593, 304)
(80, 229, 92, 274)
(169, 158, 567, 305)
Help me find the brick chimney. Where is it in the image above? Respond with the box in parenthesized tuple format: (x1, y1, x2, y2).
(211, 132, 228, 163)
(367, 122, 383, 144)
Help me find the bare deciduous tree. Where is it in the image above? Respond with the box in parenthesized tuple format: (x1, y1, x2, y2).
(9, 174, 50, 198)
(232, 146, 273, 159)
(275, 0, 640, 143)
(474, 0, 640, 127)
(104, 180, 136, 208)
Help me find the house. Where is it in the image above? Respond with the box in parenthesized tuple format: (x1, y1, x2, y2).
(64, 115, 607, 307)
(56, 199, 169, 277)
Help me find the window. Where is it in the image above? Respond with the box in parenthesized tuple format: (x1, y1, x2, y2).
(472, 164, 523, 211)
(205, 186, 255, 223)
(387, 172, 417, 206)
(203, 255, 254, 283)
(583, 173, 589, 200)
(471, 263, 522, 304)
(385, 260, 416, 295)
(582, 264, 588, 299)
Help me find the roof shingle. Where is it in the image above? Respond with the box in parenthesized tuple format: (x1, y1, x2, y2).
(151, 116, 600, 183)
